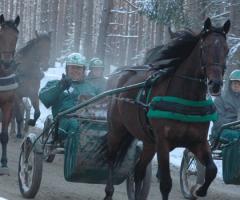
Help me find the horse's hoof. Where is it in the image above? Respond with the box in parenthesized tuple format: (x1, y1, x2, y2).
(0, 167, 10, 176)
(28, 119, 36, 126)
(190, 184, 202, 199)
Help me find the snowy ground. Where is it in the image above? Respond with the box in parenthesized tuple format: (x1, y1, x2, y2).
(32, 62, 223, 179)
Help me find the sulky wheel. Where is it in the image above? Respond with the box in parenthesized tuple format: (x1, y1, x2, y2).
(18, 137, 43, 198)
(126, 161, 152, 200)
(180, 149, 205, 200)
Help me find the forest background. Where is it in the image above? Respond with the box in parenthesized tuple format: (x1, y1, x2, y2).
(1, 0, 240, 74)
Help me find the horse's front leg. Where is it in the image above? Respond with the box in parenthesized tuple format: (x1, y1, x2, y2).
(134, 144, 155, 200)
(0, 102, 13, 175)
(14, 98, 24, 138)
(190, 141, 217, 198)
(28, 95, 40, 126)
(157, 140, 172, 200)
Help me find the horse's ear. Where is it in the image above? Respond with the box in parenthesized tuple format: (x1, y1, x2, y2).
(35, 30, 39, 38)
(223, 20, 231, 34)
(0, 14, 5, 25)
(14, 15, 20, 27)
(203, 17, 212, 31)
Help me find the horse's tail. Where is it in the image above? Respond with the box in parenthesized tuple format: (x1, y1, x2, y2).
(114, 133, 135, 167)
(96, 133, 135, 167)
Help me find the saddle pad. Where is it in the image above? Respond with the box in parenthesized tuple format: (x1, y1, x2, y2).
(0, 74, 18, 91)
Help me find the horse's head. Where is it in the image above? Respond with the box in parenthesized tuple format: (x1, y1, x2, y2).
(0, 15, 20, 73)
(199, 18, 230, 96)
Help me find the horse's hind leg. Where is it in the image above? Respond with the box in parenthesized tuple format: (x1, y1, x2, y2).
(134, 143, 155, 200)
(28, 95, 40, 126)
(9, 113, 16, 136)
(104, 127, 130, 200)
(189, 141, 217, 197)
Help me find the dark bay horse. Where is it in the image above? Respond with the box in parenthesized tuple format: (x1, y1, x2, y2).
(104, 18, 230, 200)
(0, 14, 20, 174)
(12, 32, 51, 138)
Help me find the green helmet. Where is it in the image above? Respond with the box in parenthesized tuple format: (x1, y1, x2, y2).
(229, 70, 240, 81)
(89, 58, 104, 69)
(66, 53, 87, 68)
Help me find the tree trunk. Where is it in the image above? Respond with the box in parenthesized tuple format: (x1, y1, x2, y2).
(230, 0, 240, 36)
(9, 0, 14, 18)
(73, 0, 84, 52)
(83, 0, 94, 59)
(40, 0, 49, 32)
(155, 23, 163, 46)
(126, 11, 138, 65)
(56, 0, 66, 58)
(137, 14, 143, 53)
(49, 0, 59, 66)
(61, 0, 74, 56)
(96, 0, 113, 62)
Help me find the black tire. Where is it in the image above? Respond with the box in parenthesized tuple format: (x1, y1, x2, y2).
(18, 144, 43, 198)
(126, 162, 152, 200)
(180, 149, 205, 200)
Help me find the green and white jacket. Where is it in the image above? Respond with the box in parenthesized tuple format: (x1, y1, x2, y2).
(39, 79, 99, 117)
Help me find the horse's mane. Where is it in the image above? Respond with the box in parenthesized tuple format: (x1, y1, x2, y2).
(17, 33, 50, 55)
(144, 30, 200, 70)
(2, 20, 19, 32)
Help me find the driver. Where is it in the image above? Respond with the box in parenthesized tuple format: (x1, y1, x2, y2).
(87, 57, 106, 93)
(39, 53, 98, 139)
(210, 69, 240, 142)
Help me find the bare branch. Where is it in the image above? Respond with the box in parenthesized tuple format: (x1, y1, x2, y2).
(107, 34, 138, 38)
(111, 9, 138, 14)
(123, 0, 138, 10)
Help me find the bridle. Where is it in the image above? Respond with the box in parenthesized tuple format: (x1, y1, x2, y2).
(174, 29, 227, 85)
